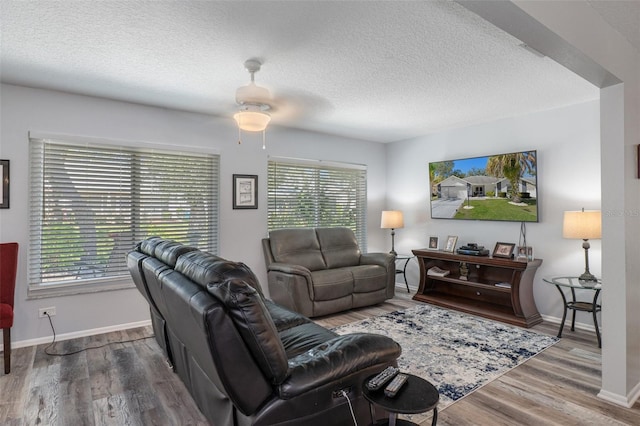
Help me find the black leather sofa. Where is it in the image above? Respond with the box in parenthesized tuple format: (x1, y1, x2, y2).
(127, 237, 401, 425)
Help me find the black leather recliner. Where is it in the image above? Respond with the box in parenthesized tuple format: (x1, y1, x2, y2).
(127, 237, 401, 425)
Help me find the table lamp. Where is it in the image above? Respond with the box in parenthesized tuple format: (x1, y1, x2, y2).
(381, 210, 404, 256)
(562, 209, 601, 282)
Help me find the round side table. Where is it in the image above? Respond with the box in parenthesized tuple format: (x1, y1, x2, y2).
(543, 276, 602, 348)
(363, 373, 439, 426)
(395, 254, 414, 293)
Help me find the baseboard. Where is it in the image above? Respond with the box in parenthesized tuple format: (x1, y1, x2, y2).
(598, 384, 640, 408)
(1, 319, 152, 351)
(540, 313, 597, 333)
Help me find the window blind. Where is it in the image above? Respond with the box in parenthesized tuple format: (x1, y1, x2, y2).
(267, 158, 367, 250)
(29, 138, 219, 290)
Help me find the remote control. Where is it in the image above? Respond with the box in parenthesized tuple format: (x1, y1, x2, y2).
(366, 366, 399, 391)
(384, 373, 408, 398)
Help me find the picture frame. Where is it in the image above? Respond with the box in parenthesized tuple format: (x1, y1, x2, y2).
(0, 159, 9, 209)
(233, 174, 258, 209)
(443, 235, 458, 253)
(493, 242, 515, 259)
(516, 245, 528, 261)
(428, 236, 439, 250)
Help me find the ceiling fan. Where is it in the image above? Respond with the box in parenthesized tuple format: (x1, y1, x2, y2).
(233, 59, 272, 148)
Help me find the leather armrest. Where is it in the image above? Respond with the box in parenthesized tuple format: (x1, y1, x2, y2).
(360, 252, 394, 268)
(278, 333, 401, 398)
(268, 262, 313, 281)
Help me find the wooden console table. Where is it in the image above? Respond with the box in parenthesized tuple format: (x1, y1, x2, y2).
(412, 249, 543, 328)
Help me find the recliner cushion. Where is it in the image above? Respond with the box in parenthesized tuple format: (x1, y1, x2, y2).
(309, 269, 354, 301)
(269, 228, 326, 271)
(176, 251, 265, 298)
(315, 227, 361, 269)
(278, 322, 338, 358)
(207, 279, 289, 384)
(350, 265, 388, 293)
(154, 240, 198, 267)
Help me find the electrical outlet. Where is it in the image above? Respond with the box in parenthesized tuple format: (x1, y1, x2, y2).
(39, 306, 56, 318)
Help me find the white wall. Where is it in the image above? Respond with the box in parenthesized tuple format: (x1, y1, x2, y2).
(0, 83, 388, 346)
(386, 100, 601, 323)
(512, 0, 640, 408)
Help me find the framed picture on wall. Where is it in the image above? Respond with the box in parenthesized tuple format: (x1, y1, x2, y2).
(233, 174, 258, 209)
(0, 159, 9, 209)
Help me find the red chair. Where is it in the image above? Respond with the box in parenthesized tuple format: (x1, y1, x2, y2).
(1, 242, 18, 374)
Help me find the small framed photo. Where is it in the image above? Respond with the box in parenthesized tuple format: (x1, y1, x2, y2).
(428, 236, 439, 250)
(443, 235, 458, 253)
(516, 246, 535, 261)
(0, 159, 9, 209)
(233, 174, 258, 209)
(493, 242, 515, 259)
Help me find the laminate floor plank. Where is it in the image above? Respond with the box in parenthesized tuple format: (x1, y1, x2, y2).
(1, 288, 637, 425)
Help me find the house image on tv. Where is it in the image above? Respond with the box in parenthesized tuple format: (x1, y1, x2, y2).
(436, 175, 537, 200)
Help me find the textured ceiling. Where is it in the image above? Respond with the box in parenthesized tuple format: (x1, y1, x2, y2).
(1, 0, 628, 143)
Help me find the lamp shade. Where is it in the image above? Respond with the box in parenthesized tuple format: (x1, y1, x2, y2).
(562, 210, 602, 239)
(381, 210, 404, 229)
(233, 110, 271, 132)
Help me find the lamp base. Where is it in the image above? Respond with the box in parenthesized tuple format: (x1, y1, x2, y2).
(579, 272, 598, 282)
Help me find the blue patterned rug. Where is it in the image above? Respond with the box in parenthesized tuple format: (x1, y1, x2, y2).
(333, 304, 558, 423)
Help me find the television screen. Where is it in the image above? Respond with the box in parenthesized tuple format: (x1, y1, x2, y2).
(429, 150, 538, 222)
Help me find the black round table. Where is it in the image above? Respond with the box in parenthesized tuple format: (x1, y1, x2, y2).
(363, 373, 440, 426)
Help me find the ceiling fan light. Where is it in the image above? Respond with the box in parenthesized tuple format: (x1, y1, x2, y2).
(234, 110, 271, 132)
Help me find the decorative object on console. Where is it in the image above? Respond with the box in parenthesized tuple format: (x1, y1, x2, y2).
(492, 242, 515, 259)
(459, 262, 469, 280)
(232, 174, 258, 209)
(428, 236, 439, 250)
(381, 210, 404, 256)
(443, 235, 458, 253)
(515, 246, 534, 261)
(233, 59, 272, 149)
(456, 243, 489, 256)
(0, 159, 8, 209)
(427, 266, 449, 277)
(429, 150, 538, 222)
(563, 208, 601, 282)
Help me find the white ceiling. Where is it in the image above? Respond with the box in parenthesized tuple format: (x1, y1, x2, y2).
(1, 1, 635, 143)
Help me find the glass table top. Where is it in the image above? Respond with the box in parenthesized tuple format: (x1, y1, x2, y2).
(543, 276, 602, 290)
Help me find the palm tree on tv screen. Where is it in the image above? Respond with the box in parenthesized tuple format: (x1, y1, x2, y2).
(486, 152, 536, 203)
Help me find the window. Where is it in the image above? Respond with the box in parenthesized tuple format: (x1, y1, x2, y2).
(267, 157, 367, 249)
(29, 136, 219, 296)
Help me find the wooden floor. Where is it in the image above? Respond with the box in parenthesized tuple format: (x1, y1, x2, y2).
(2, 286, 639, 425)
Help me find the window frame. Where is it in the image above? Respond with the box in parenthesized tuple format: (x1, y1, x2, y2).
(27, 132, 220, 298)
(267, 156, 367, 250)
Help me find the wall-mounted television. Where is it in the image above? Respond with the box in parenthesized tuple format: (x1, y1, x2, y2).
(429, 150, 538, 222)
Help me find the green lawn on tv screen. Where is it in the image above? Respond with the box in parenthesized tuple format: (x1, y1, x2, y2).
(454, 198, 537, 221)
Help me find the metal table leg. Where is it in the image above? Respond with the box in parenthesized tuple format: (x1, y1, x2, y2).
(554, 284, 569, 338)
(593, 289, 602, 348)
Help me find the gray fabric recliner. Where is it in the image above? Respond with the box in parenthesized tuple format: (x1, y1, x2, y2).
(262, 227, 396, 317)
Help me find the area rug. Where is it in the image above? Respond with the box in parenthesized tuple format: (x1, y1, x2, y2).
(333, 304, 558, 423)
